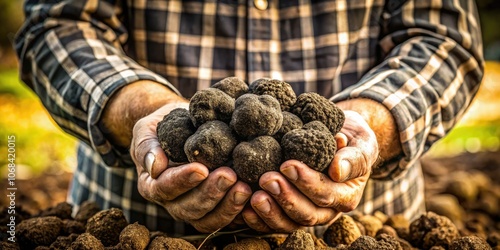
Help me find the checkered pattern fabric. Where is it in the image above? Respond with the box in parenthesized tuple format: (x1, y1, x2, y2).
(15, 0, 483, 235)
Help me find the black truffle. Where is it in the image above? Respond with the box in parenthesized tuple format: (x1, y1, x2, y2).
(273, 111, 303, 142)
(184, 120, 238, 170)
(86, 208, 128, 247)
(189, 88, 235, 127)
(291, 92, 345, 134)
(18, 216, 63, 249)
(249, 78, 296, 111)
(70, 233, 105, 250)
(119, 222, 150, 250)
(232, 136, 282, 183)
(157, 108, 196, 163)
(230, 93, 283, 138)
(211, 77, 249, 99)
(409, 211, 460, 249)
(281, 121, 337, 171)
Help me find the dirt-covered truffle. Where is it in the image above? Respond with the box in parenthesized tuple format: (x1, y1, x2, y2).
(62, 219, 85, 235)
(223, 238, 271, 250)
(357, 215, 384, 237)
(184, 120, 237, 170)
(148, 236, 196, 250)
(291, 92, 345, 134)
(70, 233, 104, 250)
(157, 108, 196, 163)
(18, 216, 63, 249)
(189, 88, 235, 127)
(39, 202, 73, 220)
(75, 201, 101, 224)
(231, 93, 283, 138)
(386, 214, 410, 241)
(279, 229, 315, 250)
(120, 222, 150, 250)
(50, 234, 79, 250)
(248, 78, 296, 111)
(211, 77, 249, 99)
(449, 236, 491, 250)
(349, 235, 402, 250)
(281, 121, 337, 171)
(86, 208, 128, 247)
(273, 111, 303, 142)
(323, 215, 362, 246)
(232, 136, 282, 183)
(409, 211, 460, 249)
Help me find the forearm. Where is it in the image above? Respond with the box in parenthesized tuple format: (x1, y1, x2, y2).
(102, 80, 187, 147)
(336, 98, 401, 166)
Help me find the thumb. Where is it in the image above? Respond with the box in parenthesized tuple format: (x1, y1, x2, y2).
(328, 146, 369, 182)
(131, 118, 169, 179)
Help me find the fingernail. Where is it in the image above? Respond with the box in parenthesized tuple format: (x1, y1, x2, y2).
(189, 172, 206, 183)
(340, 160, 351, 181)
(281, 165, 298, 181)
(263, 181, 281, 195)
(255, 199, 271, 214)
(144, 152, 155, 174)
(234, 192, 250, 205)
(217, 176, 233, 191)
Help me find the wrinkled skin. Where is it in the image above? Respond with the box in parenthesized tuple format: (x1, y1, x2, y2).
(132, 105, 378, 233)
(131, 103, 252, 233)
(241, 111, 379, 232)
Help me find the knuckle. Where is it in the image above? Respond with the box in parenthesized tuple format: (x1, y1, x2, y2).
(314, 195, 335, 208)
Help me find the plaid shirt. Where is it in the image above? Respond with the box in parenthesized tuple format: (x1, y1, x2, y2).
(16, 0, 483, 235)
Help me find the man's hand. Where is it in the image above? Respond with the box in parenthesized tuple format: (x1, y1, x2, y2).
(130, 104, 252, 233)
(242, 110, 379, 232)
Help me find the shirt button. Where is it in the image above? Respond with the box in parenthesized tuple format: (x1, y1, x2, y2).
(254, 0, 268, 10)
(388, 57, 401, 69)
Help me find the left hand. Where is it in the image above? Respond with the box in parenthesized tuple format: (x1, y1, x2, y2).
(241, 110, 379, 232)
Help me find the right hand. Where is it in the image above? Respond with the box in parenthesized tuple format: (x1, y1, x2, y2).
(130, 103, 252, 233)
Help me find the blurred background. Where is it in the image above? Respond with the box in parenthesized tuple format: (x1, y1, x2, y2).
(0, 0, 499, 213)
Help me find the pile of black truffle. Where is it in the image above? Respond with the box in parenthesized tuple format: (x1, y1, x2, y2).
(157, 77, 345, 184)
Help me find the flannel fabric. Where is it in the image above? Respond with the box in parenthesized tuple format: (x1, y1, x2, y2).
(15, 0, 483, 235)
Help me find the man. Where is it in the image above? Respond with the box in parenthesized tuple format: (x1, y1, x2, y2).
(15, 0, 483, 235)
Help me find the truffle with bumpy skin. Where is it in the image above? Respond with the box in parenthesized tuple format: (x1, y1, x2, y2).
(86, 208, 129, 247)
(211, 77, 249, 99)
(278, 229, 315, 250)
(273, 111, 303, 142)
(291, 92, 345, 134)
(157, 108, 196, 163)
(119, 222, 150, 250)
(148, 236, 196, 250)
(450, 236, 491, 250)
(249, 78, 297, 111)
(70, 233, 105, 250)
(323, 215, 362, 247)
(349, 235, 402, 250)
(230, 94, 283, 138)
(232, 136, 282, 183)
(223, 238, 271, 250)
(409, 211, 460, 249)
(184, 121, 237, 170)
(189, 88, 235, 127)
(18, 216, 63, 249)
(281, 121, 337, 171)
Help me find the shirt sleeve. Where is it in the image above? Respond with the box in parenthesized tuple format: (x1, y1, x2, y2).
(15, 0, 181, 167)
(332, 0, 484, 179)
